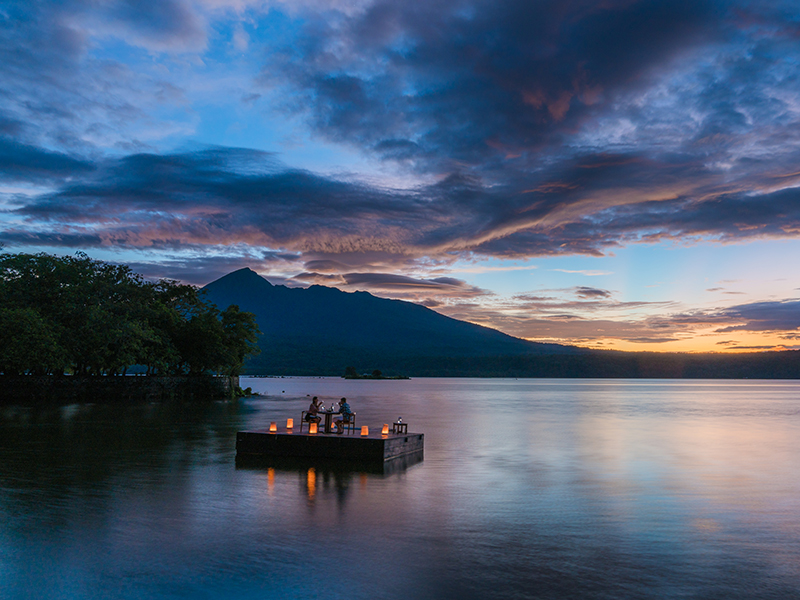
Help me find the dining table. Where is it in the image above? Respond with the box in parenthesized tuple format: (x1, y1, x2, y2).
(319, 409, 339, 434)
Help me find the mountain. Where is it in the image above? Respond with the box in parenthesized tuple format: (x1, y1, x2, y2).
(201, 267, 583, 375)
(202, 268, 800, 378)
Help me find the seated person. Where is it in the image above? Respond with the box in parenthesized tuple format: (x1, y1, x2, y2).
(305, 396, 322, 424)
(334, 397, 353, 433)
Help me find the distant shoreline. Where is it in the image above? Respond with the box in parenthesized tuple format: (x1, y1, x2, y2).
(0, 375, 241, 403)
(239, 349, 800, 379)
(343, 375, 411, 380)
(242, 373, 798, 380)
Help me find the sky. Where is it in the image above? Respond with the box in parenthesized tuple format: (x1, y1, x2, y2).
(2, 0, 800, 353)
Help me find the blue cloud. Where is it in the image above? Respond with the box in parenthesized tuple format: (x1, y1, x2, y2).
(0, 138, 95, 181)
(3, 0, 800, 277)
(264, 0, 722, 170)
(714, 299, 800, 333)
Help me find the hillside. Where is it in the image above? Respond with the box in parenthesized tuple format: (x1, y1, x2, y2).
(202, 268, 800, 379)
(201, 268, 582, 375)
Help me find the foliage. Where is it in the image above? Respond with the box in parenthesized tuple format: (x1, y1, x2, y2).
(0, 252, 260, 376)
(0, 308, 65, 375)
(220, 305, 261, 376)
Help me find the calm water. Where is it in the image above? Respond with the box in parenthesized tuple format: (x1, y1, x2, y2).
(2, 378, 800, 599)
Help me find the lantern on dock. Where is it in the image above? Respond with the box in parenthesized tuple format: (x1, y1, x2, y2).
(381, 424, 389, 435)
(269, 422, 277, 433)
(309, 422, 318, 434)
(286, 418, 294, 429)
(361, 426, 369, 436)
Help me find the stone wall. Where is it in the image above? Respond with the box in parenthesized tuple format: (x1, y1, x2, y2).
(0, 375, 240, 403)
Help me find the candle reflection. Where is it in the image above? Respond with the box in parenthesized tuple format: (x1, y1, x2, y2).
(307, 467, 316, 500)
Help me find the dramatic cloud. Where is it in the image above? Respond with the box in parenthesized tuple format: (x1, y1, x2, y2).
(575, 287, 611, 299)
(86, 0, 208, 52)
(341, 272, 488, 299)
(125, 250, 301, 286)
(3, 0, 800, 351)
(264, 0, 721, 170)
(8, 144, 800, 267)
(713, 299, 800, 333)
(7, 1, 800, 264)
(427, 287, 682, 345)
(0, 0, 211, 157)
(0, 138, 95, 182)
(432, 295, 800, 349)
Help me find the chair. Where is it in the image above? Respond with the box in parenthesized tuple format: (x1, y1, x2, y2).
(299, 411, 319, 432)
(339, 412, 357, 434)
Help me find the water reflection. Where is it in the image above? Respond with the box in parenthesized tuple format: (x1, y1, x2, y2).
(267, 467, 275, 497)
(236, 451, 424, 475)
(237, 451, 425, 507)
(307, 467, 315, 501)
(1, 379, 800, 599)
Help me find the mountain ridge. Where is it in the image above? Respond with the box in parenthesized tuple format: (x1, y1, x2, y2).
(201, 268, 800, 379)
(201, 267, 582, 375)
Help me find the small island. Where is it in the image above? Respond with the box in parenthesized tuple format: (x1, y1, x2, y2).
(343, 367, 410, 380)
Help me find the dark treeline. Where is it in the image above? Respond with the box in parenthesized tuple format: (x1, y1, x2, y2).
(242, 346, 800, 379)
(0, 252, 260, 377)
(384, 351, 800, 379)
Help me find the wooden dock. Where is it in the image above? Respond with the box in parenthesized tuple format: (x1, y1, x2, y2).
(236, 429, 424, 464)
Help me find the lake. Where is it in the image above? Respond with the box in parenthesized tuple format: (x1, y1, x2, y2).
(1, 377, 800, 599)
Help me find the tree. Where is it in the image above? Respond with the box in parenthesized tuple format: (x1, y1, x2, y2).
(0, 252, 261, 377)
(0, 308, 65, 375)
(220, 305, 261, 376)
(173, 308, 227, 375)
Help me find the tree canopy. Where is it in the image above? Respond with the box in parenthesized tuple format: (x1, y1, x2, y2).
(0, 252, 260, 376)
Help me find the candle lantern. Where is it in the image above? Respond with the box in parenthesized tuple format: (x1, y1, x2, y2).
(269, 422, 277, 432)
(361, 426, 369, 436)
(309, 422, 318, 434)
(286, 418, 294, 429)
(381, 424, 389, 435)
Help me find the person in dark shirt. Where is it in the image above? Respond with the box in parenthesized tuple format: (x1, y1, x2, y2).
(334, 397, 353, 433)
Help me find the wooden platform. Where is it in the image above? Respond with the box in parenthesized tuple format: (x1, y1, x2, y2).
(236, 429, 424, 463)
